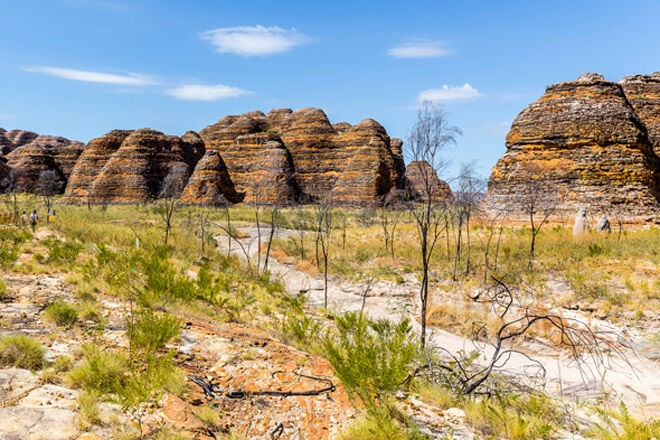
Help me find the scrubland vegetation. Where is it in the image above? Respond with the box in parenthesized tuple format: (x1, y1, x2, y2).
(0, 194, 658, 439)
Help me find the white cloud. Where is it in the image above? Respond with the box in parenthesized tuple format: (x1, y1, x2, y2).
(0, 113, 16, 120)
(417, 84, 483, 102)
(388, 41, 452, 59)
(23, 66, 160, 86)
(166, 84, 252, 101)
(201, 25, 309, 56)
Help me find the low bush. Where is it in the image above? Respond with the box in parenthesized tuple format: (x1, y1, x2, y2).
(67, 344, 129, 394)
(588, 402, 660, 440)
(127, 309, 180, 353)
(0, 334, 46, 369)
(43, 300, 79, 328)
(0, 278, 8, 301)
(47, 240, 83, 265)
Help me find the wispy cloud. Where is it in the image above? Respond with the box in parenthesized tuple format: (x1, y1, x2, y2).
(201, 25, 309, 56)
(0, 113, 16, 120)
(388, 40, 452, 59)
(418, 84, 483, 102)
(166, 84, 252, 101)
(23, 67, 160, 86)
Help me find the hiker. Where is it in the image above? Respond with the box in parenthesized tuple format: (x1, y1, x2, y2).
(48, 209, 56, 223)
(29, 210, 38, 233)
(20, 211, 28, 228)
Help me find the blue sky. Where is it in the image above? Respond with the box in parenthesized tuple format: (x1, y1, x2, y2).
(1, 0, 659, 180)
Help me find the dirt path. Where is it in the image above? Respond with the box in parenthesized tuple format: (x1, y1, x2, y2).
(216, 226, 660, 416)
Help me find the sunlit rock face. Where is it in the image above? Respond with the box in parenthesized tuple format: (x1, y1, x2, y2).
(63, 129, 204, 203)
(485, 73, 660, 221)
(199, 108, 407, 206)
(2, 133, 83, 193)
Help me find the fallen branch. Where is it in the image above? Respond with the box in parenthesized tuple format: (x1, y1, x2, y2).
(188, 371, 336, 399)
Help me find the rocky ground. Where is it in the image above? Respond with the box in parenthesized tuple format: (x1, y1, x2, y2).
(219, 227, 660, 418)
(0, 232, 482, 439)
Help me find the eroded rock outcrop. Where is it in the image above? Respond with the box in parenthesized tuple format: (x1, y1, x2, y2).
(180, 150, 243, 205)
(0, 129, 38, 155)
(485, 73, 660, 221)
(1, 134, 83, 193)
(199, 107, 406, 206)
(405, 160, 453, 200)
(620, 72, 660, 155)
(64, 129, 204, 203)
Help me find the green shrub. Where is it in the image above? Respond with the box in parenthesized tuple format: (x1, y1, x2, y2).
(127, 309, 180, 353)
(66, 344, 129, 394)
(0, 245, 20, 269)
(323, 312, 417, 402)
(0, 278, 8, 301)
(0, 334, 46, 369)
(44, 300, 79, 328)
(340, 415, 425, 440)
(77, 390, 102, 427)
(464, 394, 558, 440)
(47, 240, 83, 265)
(588, 402, 660, 440)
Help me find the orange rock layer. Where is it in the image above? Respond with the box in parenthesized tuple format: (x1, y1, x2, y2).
(485, 73, 660, 221)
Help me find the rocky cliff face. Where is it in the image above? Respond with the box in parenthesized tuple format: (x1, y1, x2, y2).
(63, 129, 204, 203)
(405, 160, 453, 200)
(0, 132, 84, 193)
(4, 109, 408, 207)
(485, 73, 660, 221)
(0, 129, 39, 155)
(179, 150, 244, 205)
(199, 108, 406, 206)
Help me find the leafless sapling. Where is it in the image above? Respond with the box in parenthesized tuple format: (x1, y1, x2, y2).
(156, 164, 189, 245)
(406, 100, 461, 348)
(378, 208, 400, 258)
(313, 192, 334, 308)
(451, 163, 485, 278)
(516, 165, 558, 268)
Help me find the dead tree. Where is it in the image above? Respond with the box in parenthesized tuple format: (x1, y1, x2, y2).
(422, 277, 633, 396)
(313, 192, 334, 308)
(516, 166, 558, 268)
(378, 208, 400, 258)
(406, 101, 461, 348)
(263, 205, 281, 273)
(36, 170, 63, 222)
(156, 164, 189, 245)
(451, 163, 484, 278)
(2, 169, 22, 225)
(292, 205, 308, 260)
(479, 206, 509, 283)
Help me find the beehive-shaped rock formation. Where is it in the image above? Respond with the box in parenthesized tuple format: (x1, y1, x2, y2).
(64, 129, 204, 203)
(180, 150, 243, 205)
(199, 107, 406, 206)
(2, 134, 84, 193)
(620, 73, 660, 155)
(485, 73, 660, 220)
(405, 160, 453, 200)
(0, 129, 39, 155)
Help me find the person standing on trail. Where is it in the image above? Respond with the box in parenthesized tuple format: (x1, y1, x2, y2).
(29, 210, 38, 233)
(20, 211, 28, 228)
